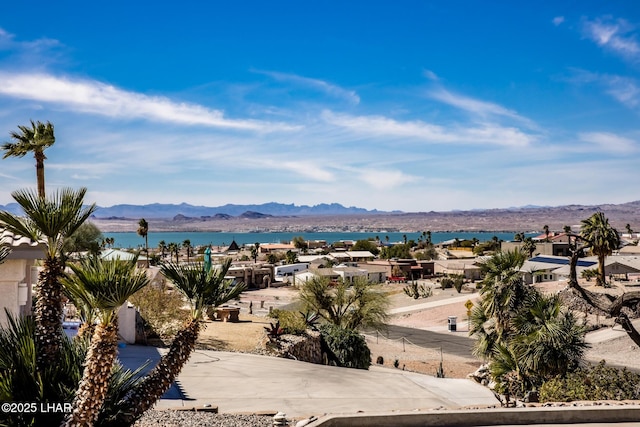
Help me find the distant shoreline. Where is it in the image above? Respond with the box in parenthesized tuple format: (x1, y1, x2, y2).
(90, 203, 639, 234)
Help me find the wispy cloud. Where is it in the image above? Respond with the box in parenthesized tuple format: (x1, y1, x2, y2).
(582, 16, 640, 61)
(579, 132, 637, 153)
(0, 72, 296, 132)
(253, 70, 360, 105)
(423, 69, 439, 81)
(357, 169, 418, 190)
(553, 16, 565, 26)
(428, 88, 537, 128)
(322, 111, 536, 147)
(564, 68, 640, 110)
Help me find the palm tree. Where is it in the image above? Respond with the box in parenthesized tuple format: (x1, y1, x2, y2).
(2, 120, 55, 199)
(137, 218, 149, 267)
(62, 256, 149, 426)
(299, 275, 389, 330)
(0, 187, 95, 367)
(521, 237, 536, 258)
(158, 239, 167, 259)
(581, 212, 620, 286)
(543, 225, 550, 242)
(0, 238, 10, 263)
(472, 250, 532, 358)
(626, 223, 634, 236)
(117, 259, 245, 424)
(182, 239, 192, 263)
(166, 242, 177, 263)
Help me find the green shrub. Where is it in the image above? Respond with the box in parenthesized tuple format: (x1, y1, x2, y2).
(440, 277, 453, 290)
(540, 361, 640, 402)
(268, 309, 308, 335)
(319, 323, 371, 370)
(128, 284, 191, 338)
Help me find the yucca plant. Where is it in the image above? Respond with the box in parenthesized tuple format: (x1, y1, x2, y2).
(61, 256, 149, 427)
(115, 258, 245, 425)
(0, 187, 95, 368)
(0, 311, 148, 427)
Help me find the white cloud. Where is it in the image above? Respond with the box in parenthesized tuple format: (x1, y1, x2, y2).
(322, 111, 535, 147)
(0, 72, 296, 132)
(358, 169, 418, 190)
(428, 88, 537, 128)
(582, 17, 640, 61)
(254, 70, 360, 105)
(553, 16, 565, 26)
(603, 75, 640, 108)
(579, 132, 637, 153)
(280, 161, 335, 182)
(423, 69, 439, 81)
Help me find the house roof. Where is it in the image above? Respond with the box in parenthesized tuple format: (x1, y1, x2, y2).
(1, 229, 46, 259)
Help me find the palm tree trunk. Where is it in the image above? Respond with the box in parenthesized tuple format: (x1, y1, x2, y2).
(35, 152, 46, 198)
(64, 322, 118, 426)
(118, 319, 201, 424)
(35, 255, 64, 368)
(597, 254, 606, 286)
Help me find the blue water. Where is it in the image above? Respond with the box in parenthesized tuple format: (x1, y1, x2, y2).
(102, 231, 534, 249)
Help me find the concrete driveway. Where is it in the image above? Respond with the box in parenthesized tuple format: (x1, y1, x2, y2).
(118, 346, 498, 417)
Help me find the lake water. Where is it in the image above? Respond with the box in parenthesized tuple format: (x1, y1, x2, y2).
(103, 231, 534, 249)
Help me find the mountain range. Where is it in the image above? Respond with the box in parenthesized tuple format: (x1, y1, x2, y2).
(0, 202, 387, 218)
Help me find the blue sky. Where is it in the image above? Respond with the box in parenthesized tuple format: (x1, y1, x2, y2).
(0, 1, 639, 212)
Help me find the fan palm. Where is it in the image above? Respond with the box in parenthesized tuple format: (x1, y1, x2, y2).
(62, 255, 149, 426)
(183, 239, 192, 263)
(581, 212, 620, 286)
(2, 120, 55, 198)
(137, 218, 149, 267)
(0, 187, 95, 367)
(299, 275, 389, 331)
(477, 250, 532, 339)
(0, 238, 10, 263)
(511, 293, 587, 380)
(116, 258, 245, 424)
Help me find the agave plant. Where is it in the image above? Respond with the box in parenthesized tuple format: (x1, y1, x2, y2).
(115, 258, 245, 425)
(62, 256, 149, 426)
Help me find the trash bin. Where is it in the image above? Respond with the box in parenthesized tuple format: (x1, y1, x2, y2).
(447, 316, 457, 332)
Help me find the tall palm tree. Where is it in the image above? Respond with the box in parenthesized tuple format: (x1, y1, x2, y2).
(0, 187, 95, 367)
(581, 212, 620, 286)
(137, 218, 149, 267)
(117, 259, 245, 424)
(543, 225, 550, 242)
(167, 242, 180, 263)
(62, 256, 149, 426)
(158, 240, 167, 259)
(182, 239, 192, 263)
(2, 120, 55, 199)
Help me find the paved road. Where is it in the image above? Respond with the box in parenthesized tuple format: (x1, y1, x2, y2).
(365, 324, 476, 359)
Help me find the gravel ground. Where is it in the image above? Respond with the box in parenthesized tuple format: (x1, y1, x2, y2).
(135, 411, 275, 427)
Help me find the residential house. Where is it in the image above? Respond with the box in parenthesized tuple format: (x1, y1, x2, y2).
(0, 230, 45, 326)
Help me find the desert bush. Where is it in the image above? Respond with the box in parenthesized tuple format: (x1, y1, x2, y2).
(403, 282, 433, 299)
(128, 284, 191, 338)
(319, 323, 371, 370)
(268, 309, 308, 335)
(539, 361, 640, 402)
(440, 277, 453, 290)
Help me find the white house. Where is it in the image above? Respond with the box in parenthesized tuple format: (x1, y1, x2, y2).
(0, 230, 45, 326)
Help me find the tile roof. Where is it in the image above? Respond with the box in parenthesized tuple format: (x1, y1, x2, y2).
(0, 229, 41, 249)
